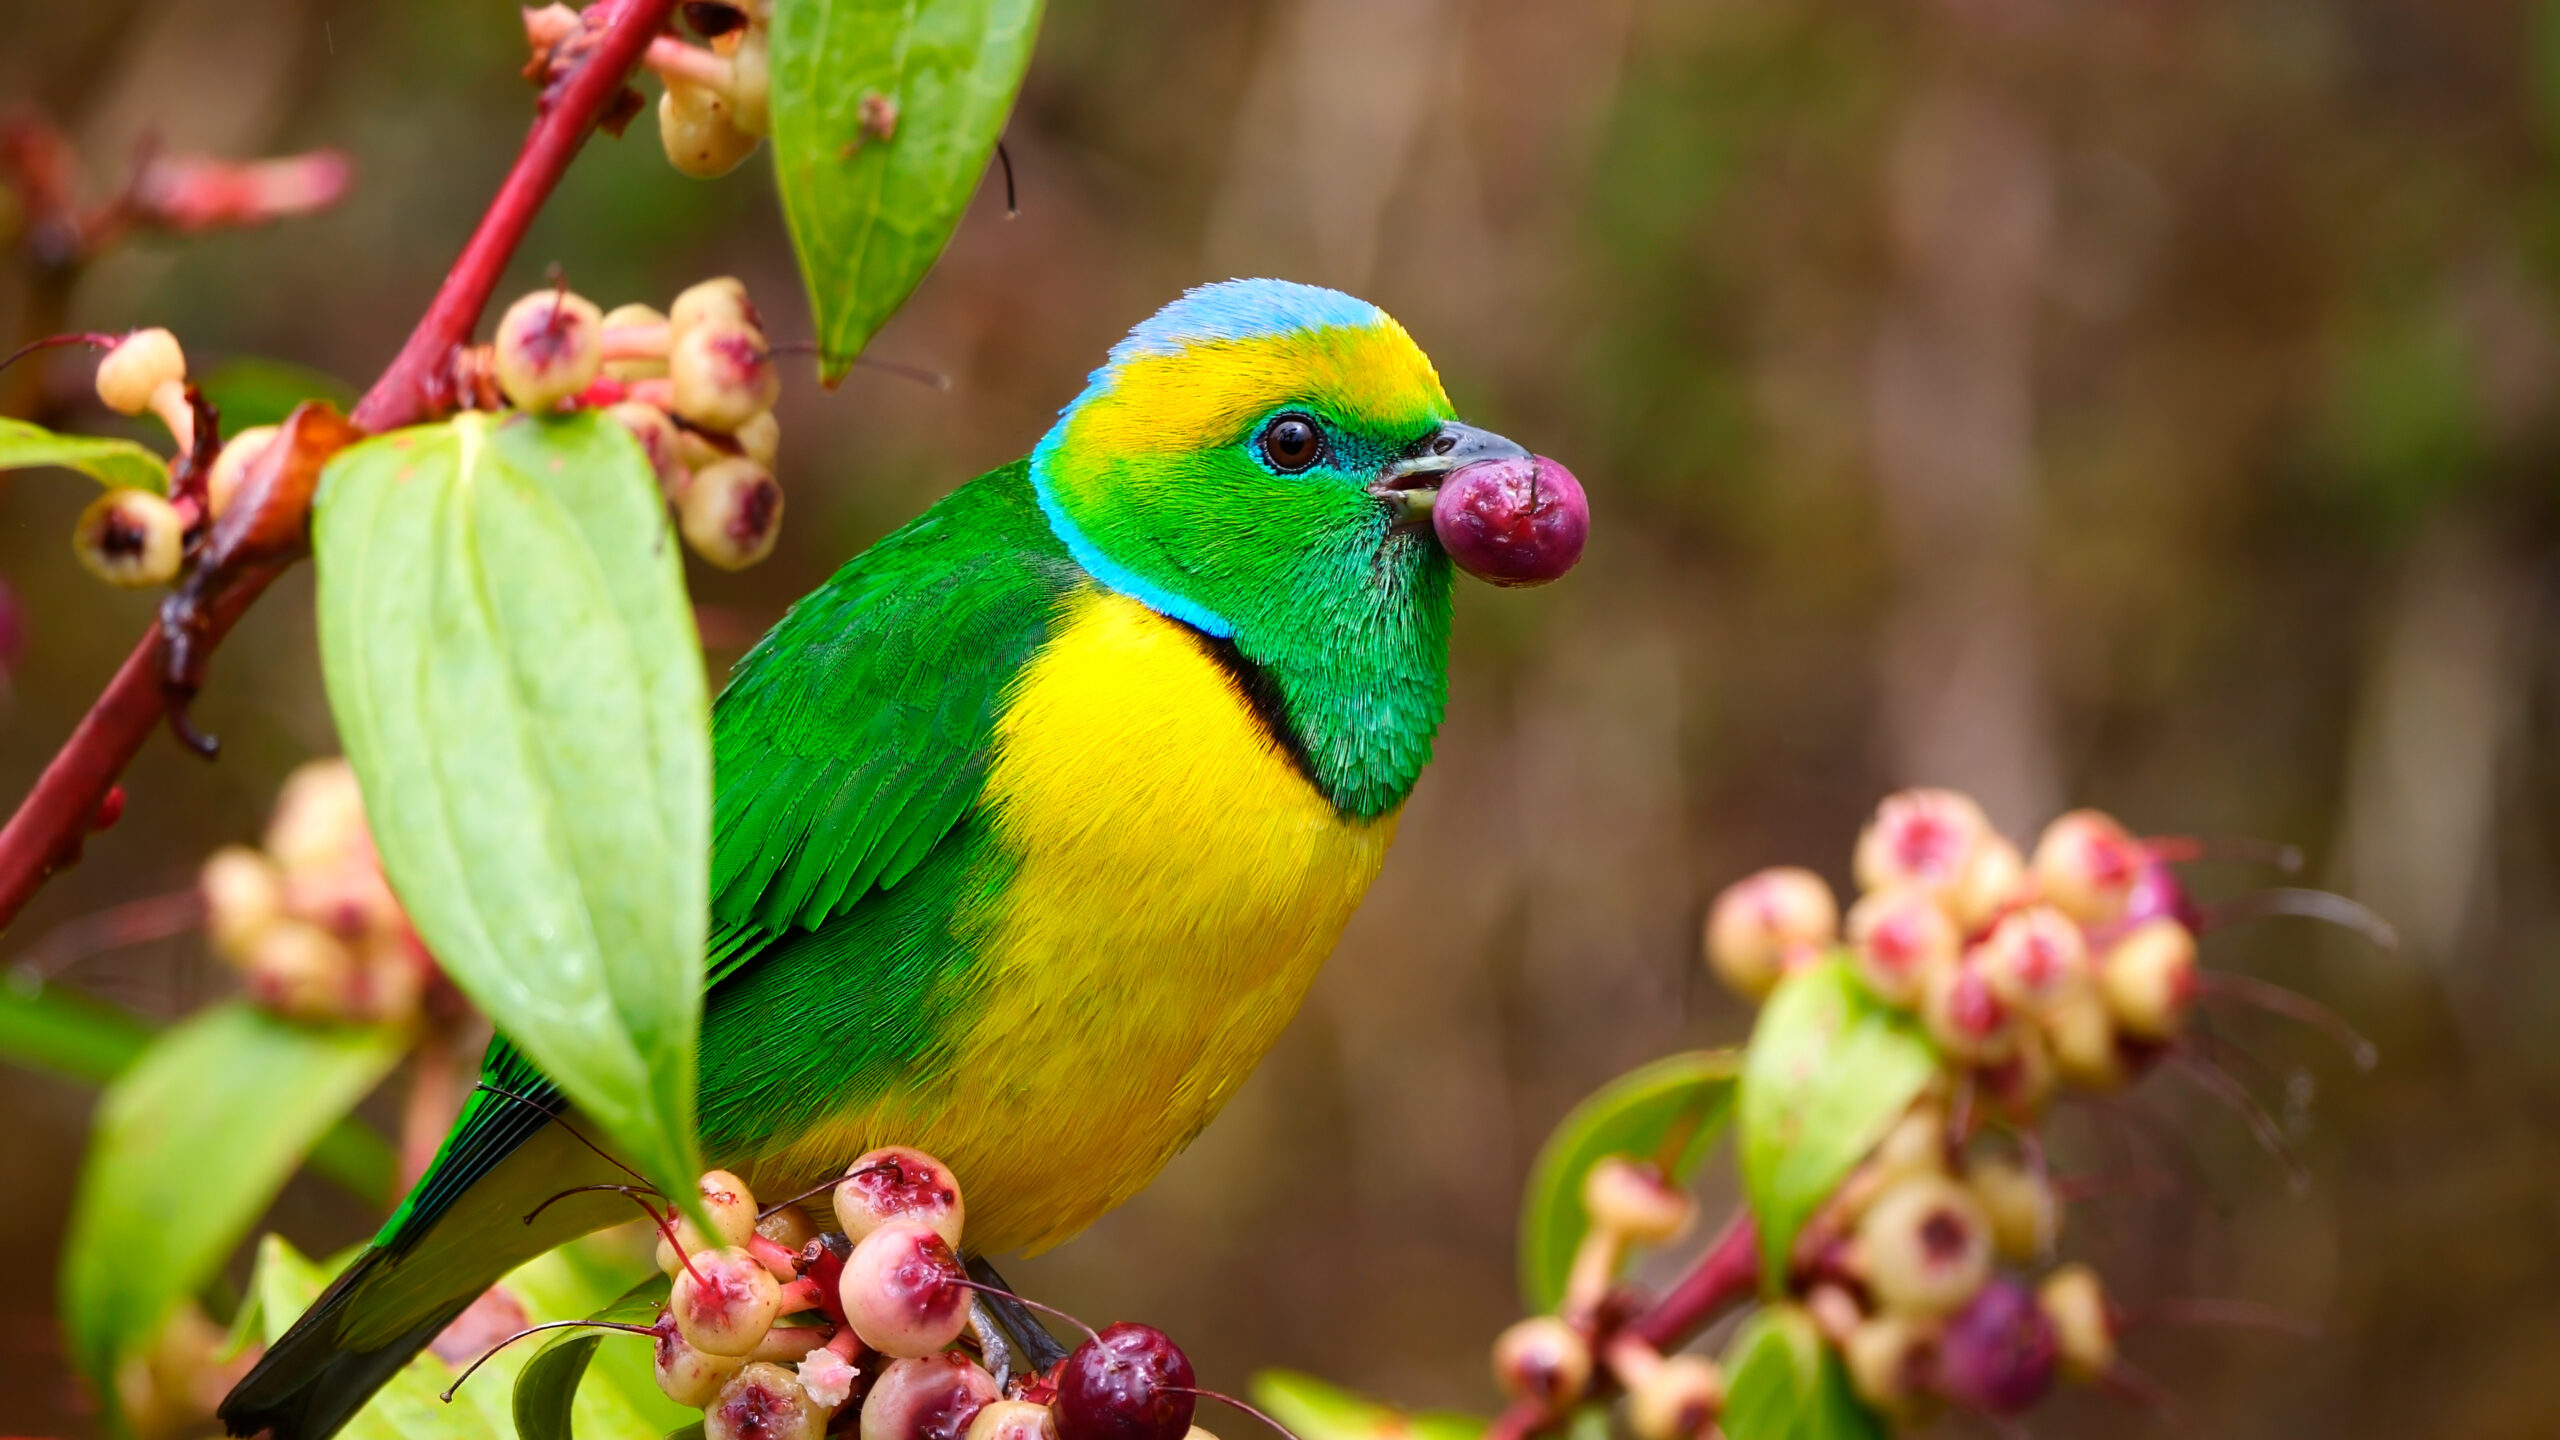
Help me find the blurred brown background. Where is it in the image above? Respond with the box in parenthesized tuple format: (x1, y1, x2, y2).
(4, 0, 2559, 1434)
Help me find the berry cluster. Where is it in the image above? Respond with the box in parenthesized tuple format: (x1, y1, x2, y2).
(198, 758, 435, 1026)
(72, 327, 201, 589)
(524, 1, 776, 180)
(1493, 1161, 1725, 1440)
(468, 276, 786, 570)
(1708, 791, 2203, 1109)
(516, 1148, 1236, 1440)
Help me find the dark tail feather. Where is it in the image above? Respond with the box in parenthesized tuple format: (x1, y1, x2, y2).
(216, 1244, 468, 1440)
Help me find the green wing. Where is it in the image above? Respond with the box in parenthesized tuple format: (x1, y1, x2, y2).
(385, 459, 1074, 1248)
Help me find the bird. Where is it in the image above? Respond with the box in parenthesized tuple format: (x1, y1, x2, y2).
(222, 278, 1565, 1438)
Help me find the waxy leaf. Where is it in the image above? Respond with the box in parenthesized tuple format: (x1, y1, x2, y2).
(1718, 1305, 1884, 1440)
(0, 416, 168, 490)
(245, 1235, 499, 1440)
(511, 1275, 674, 1440)
(769, 0, 1044, 382)
(1737, 957, 1938, 1283)
(61, 1004, 402, 1404)
(1518, 1048, 1739, 1311)
(1251, 1372, 1487, 1440)
(314, 410, 713, 1220)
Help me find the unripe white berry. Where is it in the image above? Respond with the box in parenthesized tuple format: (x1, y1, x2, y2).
(1854, 788, 1990, 896)
(73, 489, 184, 588)
(238, 919, 359, 1022)
(659, 79, 760, 178)
(264, 759, 370, 877)
(681, 457, 784, 570)
(606, 401, 690, 500)
(1947, 833, 2026, 931)
(1492, 1317, 1590, 1409)
(1846, 886, 1958, 1007)
(1840, 1313, 1932, 1416)
(670, 322, 780, 432)
(654, 1310, 748, 1406)
(966, 1400, 1058, 1440)
(1581, 1157, 1693, 1245)
(672, 1245, 784, 1358)
(1965, 1155, 2056, 1262)
(735, 408, 780, 467)
(2099, 918, 2198, 1040)
(1625, 1355, 1723, 1440)
(493, 289, 605, 412)
(96, 328, 185, 415)
(1853, 1172, 1994, 1318)
(1974, 905, 2091, 1015)
(1703, 866, 1837, 999)
(671, 277, 759, 339)
(708, 1361, 830, 1440)
(654, 1170, 763, 1276)
(2037, 1263, 2116, 1382)
(2041, 984, 2129, 1090)
(201, 845, 285, 956)
(206, 424, 279, 520)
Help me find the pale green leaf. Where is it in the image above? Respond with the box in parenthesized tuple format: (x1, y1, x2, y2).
(1249, 1371, 1486, 1440)
(60, 1004, 402, 1405)
(1518, 1049, 1739, 1311)
(1736, 957, 1939, 1283)
(0, 416, 168, 490)
(1718, 1305, 1880, 1440)
(507, 1273, 674, 1440)
(769, 0, 1044, 382)
(313, 410, 712, 1226)
(244, 1235, 499, 1440)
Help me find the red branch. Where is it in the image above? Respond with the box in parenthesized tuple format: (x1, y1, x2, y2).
(0, 0, 681, 933)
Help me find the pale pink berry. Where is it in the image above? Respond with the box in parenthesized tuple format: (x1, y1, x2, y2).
(1973, 906, 2090, 1014)
(492, 289, 604, 411)
(670, 321, 780, 431)
(680, 457, 783, 570)
(95, 328, 185, 415)
(1854, 788, 1990, 896)
(1947, 833, 2027, 931)
(860, 1352, 1000, 1440)
(1582, 1157, 1692, 1245)
(655, 1170, 764, 1275)
(1703, 866, 1838, 999)
(1920, 958, 2016, 1063)
(1853, 1172, 1994, 1317)
(1492, 1317, 1590, 1408)
(1845, 885, 1958, 1006)
(2031, 809, 2145, 926)
(840, 1218, 971, 1358)
(2099, 918, 2197, 1040)
(708, 1360, 830, 1440)
(655, 1309, 748, 1406)
(672, 276, 760, 338)
(74, 489, 184, 588)
(833, 1146, 967, 1246)
(673, 1245, 784, 1358)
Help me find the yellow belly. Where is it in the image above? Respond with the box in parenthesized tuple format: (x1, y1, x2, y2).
(765, 587, 1396, 1254)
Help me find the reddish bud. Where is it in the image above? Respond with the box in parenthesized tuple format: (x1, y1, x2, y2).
(1704, 866, 1838, 1000)
(607, 401, 690, 499)
(1431, 455, 1587, 587)
(840, 1218, 971, 1358)
(201, 845, 285, 954)
(602, 303, 674, 381)
(130, 149, 352, 232)
(672, 277, 760, 339)
(1841, 1314, 1932, 1417)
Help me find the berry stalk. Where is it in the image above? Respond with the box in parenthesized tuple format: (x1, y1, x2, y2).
(0, 0, 682, 934)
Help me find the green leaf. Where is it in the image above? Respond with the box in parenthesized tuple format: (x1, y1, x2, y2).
(1249, 1372, 1486, 1440)
(1517, 1049, 1739, 1311)
(1736, 957, 1939, 1284)
(769, 0, 1044, 382)
(244, 1235, 499, 1440)
(0, 416, 168, 490)
(313, 410, 712, 1223)
(1718, 1305, 1883, 1440)
(0, 972, 151, 1084)
(510, 1274, 673, 1440)
(0, 975, 395, 1202)
(60, 1004, 403, 1404)
(199, 356, 360, 432)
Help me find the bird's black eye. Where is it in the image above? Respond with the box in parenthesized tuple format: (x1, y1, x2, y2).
(1260, 415, 1323, 473)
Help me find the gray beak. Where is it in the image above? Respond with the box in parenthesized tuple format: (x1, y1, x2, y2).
(1368, 421, 1531, 525)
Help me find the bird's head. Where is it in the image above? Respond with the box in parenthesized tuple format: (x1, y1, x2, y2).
(1029, 278, 1579, 644)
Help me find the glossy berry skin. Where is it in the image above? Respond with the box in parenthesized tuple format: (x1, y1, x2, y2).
(670, 322, 781, 432)
(654, 1310, 748, 1406)
(96, 328, 185, 414)
(207, 424, 279, 520)
(681, 457, 785, 570)
(492, 290, 604, 411)
(1846, 886, 1958, 1006)
(967, 1399, 1059, 1440)
(1431, 455, 1587, 586)
(673, 1245, 785, 1357)
(840, 1219, 972, 1358)
(708, 1361, 830, 1440)
(863, 1353, 1002, 1440)
(74, 489, 184, 589)
(1854, 789, 1989, 896)
(2032, 810, 2144, 926)
(1937, 1277, 2058, 1415)
(1051, 1323, 1197, 1440)
(834, 1146, 967, 1246)
(1704, 867, 1838, 1000)
(656, 1169, 764, 1275)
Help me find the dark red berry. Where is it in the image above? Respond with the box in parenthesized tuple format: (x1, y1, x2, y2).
(1432, 455, 1588, 587)
(1050, 1323, 1195, 1440)
(1934, 1276, 2058, 1416)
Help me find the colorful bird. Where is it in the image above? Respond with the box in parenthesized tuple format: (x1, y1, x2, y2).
(221, 278, 1587, 1438)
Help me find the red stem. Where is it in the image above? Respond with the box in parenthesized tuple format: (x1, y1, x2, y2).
(0, 0, 680, 936)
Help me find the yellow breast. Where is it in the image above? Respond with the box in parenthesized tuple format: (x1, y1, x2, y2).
(781, 586, 1395, 1254)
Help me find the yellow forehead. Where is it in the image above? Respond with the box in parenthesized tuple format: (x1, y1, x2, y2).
(1064, 322, 1453, 460)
